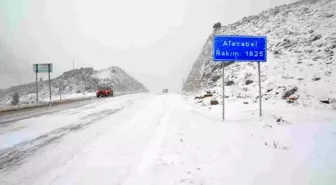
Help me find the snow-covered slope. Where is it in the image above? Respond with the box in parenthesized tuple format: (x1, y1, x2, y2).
(0, 66, 148, 105)
(92, 67, 148, 93)
(183, 0, 336, 109)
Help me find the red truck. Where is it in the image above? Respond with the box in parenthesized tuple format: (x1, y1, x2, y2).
(96, 87, 113, 97)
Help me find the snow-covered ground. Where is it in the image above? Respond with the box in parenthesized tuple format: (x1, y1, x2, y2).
(0, 93, 146, 150)
(0, 91, 130, 112)
(38, 91, 126, 103)
(0, 93, 96, 112)
(0, 91, 96, 108)
(39, 92, 96, 102)
(1, 93, 335, 185)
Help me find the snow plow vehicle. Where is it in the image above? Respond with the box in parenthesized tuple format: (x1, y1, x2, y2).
(96, 87, 113, 97)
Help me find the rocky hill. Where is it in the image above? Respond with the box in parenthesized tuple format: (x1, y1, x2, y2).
(183, 0, 336, 109)
(0, 66, 148, 105)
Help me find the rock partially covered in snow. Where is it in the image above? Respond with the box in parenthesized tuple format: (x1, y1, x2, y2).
(282, 87, 298, 99)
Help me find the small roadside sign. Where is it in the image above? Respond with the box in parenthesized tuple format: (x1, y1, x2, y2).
(213, 35, 267, 62)
(212, 35, 267, 120)
(33, 63, 53, 103)
(33, 63, 53, 73)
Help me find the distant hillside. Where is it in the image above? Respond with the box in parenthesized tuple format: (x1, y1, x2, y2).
(0, 66, 148, 105)
(183, 0, 336, 109)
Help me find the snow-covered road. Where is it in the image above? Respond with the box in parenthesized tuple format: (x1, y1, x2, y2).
(0, 93, 336, 185)
(0, 92, 128, 125)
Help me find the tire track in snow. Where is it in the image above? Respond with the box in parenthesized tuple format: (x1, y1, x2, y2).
(0, 108, 123, 170)
(123, 95, 173, 185)
(29, 95, 161, 185)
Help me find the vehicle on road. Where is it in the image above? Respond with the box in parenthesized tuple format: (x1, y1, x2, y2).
(96, 87, 113, 97)
(162, 89, 168, 93)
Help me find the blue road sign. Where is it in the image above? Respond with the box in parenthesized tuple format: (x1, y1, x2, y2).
(213, 35, 267, 62)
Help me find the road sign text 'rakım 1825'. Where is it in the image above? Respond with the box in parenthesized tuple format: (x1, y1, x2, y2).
(212, 35, 267, 120)
(213, 35, 267, 62)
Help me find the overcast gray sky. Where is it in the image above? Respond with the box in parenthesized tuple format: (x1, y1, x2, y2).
(0, 0, 296, 92)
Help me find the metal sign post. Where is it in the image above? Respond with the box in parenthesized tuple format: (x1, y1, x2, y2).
(213, 35, 267, 119)
(258, 62, 262, 116)
(48, 64, 52, 103)
(35, 65, 39, 103)
(222, 63, 225, 120)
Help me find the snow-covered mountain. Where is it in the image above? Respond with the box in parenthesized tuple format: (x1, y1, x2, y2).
(0, 66, 148, 104)
(183, 0, 336, 109)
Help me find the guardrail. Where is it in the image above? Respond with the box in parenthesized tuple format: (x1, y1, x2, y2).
(0, 92, 140, 115)
(0, 96, 97, 114)
(0, 91, 139, 115)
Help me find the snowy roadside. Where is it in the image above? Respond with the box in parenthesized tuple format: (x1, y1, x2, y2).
(0, 92, 96, 112)
(186, 94, 336, 148)
(0, 91, 132, 113)
(180, 94, 336, 184)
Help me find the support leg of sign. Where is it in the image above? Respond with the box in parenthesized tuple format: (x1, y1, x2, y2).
(35, 70, 38, 103)
(222, 63, 225, 120)
(48, 64, 52, 105)
(258, 61, 262, 117)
